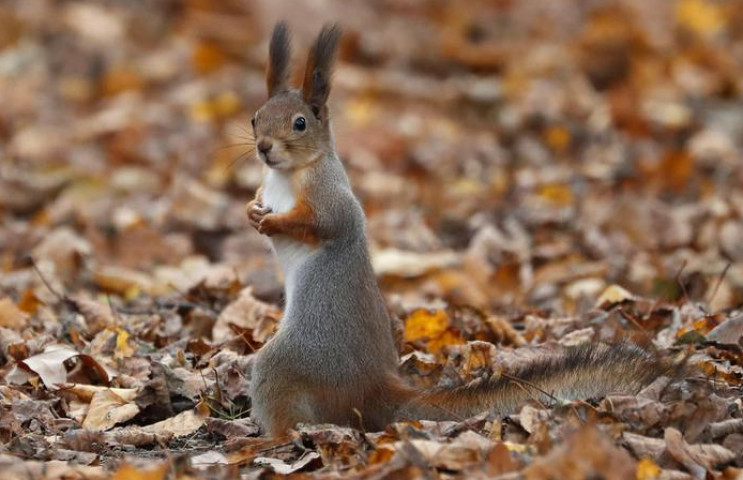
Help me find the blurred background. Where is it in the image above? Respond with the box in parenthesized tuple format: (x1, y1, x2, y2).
(1, 0, 742, 316)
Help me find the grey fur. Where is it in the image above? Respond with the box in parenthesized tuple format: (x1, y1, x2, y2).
(251, 151, 401, 434)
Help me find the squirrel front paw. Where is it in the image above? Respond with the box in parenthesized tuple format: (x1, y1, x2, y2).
(247, 201, 272, 232)
(257, 214, 281, 236)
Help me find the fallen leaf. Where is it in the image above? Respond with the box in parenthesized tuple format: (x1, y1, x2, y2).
(63, 384, 138, 403)
(253, 452, 321, 474)
(596, 284, 635, 308)
(191, 451, 229, 467)
(525, 426, 636, 480)
(404, 309, 465, 354)
(141, 408, 206, 437)
(0, 298, 28, 329)
(373, 248, 460, 278)
(212, 286, 280, 343)
(17, 345, 78, 389)
(109, 463, 168, 480)
(82, 389, 140, 431)
(636, 458, 662, 480)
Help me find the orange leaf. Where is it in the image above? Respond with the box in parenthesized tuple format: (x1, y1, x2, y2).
(636, 458, 661, 479)
(192, 41, 226, 74)
(403, 309, 449, 343)
(675, 0, 724, 37)
(110, 463, 168, 480)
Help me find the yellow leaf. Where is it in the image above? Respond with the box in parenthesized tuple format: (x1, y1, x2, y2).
(403, 309, 465, 354)
(537, 183, 573, 206)
(675, 0, 724, 37)
(403, 309, 449, 343)
(636, 458, 661, 479)
(544, 125, 570, 152)
(115, 328, 134, 359)
(345, 97, 375, 126)
(190, 99, 216, 123)
(214, 91, 241, 117)
(427, 328, 465, 354)
(596, 284, 635, 308)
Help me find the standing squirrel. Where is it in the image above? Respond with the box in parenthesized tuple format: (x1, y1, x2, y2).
(247, 23, 672, 436)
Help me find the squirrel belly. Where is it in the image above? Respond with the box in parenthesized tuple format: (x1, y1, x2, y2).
(261, 168, 317, 292)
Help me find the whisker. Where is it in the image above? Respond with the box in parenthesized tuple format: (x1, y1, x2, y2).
(213, 142, 255, 153)
(224, 148, 256, 174)
(232, 123, 255, 139)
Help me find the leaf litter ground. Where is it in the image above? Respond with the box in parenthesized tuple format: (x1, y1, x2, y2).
(0, 0, 742, 478)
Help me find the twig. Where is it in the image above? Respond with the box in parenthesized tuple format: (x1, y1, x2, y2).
(707, 262, 732, 307)
(674, 259, 689, 303)
(618, 308, 646, 331)
(500, 372, 560, 407)
(106, 294, 123, 327)
(29, 257, 65, 301)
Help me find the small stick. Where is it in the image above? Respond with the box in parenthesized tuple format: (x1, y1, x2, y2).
(500, 372, 560, 406)
(707, 262, 732, 307)
(674, 259, 689, 303)
(29, 257, 65, 300)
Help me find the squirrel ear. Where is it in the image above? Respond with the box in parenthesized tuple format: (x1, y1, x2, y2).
(302, 23, 341, 117)
(266, 21, 292, 98)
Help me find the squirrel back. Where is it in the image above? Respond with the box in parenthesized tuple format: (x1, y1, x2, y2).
(245, 23, 673, 437)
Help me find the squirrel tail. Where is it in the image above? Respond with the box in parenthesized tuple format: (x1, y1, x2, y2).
(395, 342, 681, 421)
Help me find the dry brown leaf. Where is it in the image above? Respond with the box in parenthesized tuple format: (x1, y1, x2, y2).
(525, 426, 636, 480)
(253, 451, 321, 474)
(16, 345, 78, 389)
(213, 286, 280, 343)
(82, 389, 140, 431)
(93, 265, 154, 298)
(596, 284, 635, 308)
(0, 456, 106, 480)
(31, 227, 91, 281)
(384, 434, 493, 472)
(706, 314, 743, 345)
(0, 298, 28, 329)
(140, 408, 206, 437)
(373, 248, 460, 278)
(68, 296, 115, 335)
(191, 451, 230, 468)
(63, 384, 138, 403)
(664, 427, 735, 475)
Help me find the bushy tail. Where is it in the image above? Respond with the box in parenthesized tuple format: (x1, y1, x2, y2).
(396, 343, 680, 421)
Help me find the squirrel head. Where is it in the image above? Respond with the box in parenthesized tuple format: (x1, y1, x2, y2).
(252, 22, 341, 171)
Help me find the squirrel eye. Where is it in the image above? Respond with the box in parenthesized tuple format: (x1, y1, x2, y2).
(293, 116, 306, 132)
(251, 117, 256, 129)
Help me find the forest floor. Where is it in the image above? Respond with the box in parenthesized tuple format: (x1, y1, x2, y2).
(0, 0, 742, 479)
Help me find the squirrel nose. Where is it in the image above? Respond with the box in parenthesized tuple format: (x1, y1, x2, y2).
(257, 138, 273, 154)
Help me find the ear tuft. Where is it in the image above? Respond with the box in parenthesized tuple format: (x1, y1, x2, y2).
(267, 21, 292, 97)
(302, 23, 341, 113)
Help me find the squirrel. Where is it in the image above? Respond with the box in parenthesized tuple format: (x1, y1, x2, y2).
(246, 23, 674, 437)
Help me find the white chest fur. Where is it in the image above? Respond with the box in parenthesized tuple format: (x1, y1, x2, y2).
(261, 169, 316, 288)
(262, 169, 296, 214)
